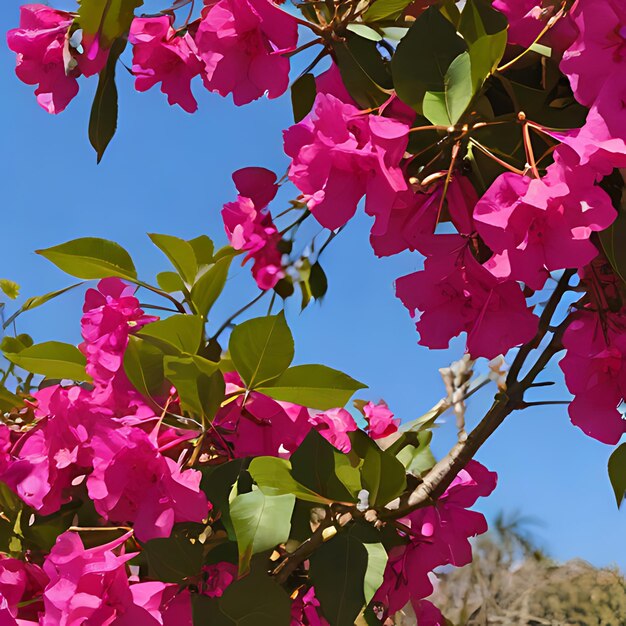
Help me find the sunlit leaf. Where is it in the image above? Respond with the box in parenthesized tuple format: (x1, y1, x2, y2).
(4, 341, 89, 382)
(149, 233, 198, 285)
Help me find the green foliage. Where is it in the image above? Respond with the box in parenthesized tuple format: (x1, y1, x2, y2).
(0, 280, 19, 300)
(291, 73, 317, 122)
(37, 237, 137, 281)
(89, 37, 126, 163)
(608, 443, 626, 507)
(3, 340, 90, 382)
(124, 335, 165, 399)
(77, 0, 143, 48)
(191, 257, 232, 319)
(259, 364, 366, 410)
(138, 314, 204, 354)
(230, 487, 295, 575)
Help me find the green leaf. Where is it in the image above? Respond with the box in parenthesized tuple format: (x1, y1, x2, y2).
(459, 0, 508, 91)
(423, 52, 473, 125)
(190, 257, 232, 320)
(164, 355, 223, 417)
(0, 280, 19, 300)
(600, 204, 626, 285)
(609, 443, 626, 507)
(89, 37, 126, 163)
(291, 73, 317, 123)
(393, 431, 436, 475)
(124, 335, 165, 398)
(346, 23, 382, 41)
(290, 430, 360, 503)
(143, 527, 205, 583)
(332, 33, 391, 109)
(259, 364, 366, 410)
(248, 457, 332, 504)
(349, 430, 406, 506)
(309, 262, 328, 300)
(77, 0, 143, 48)
(309, 530, 369, 626)
(4, 341, 89, 381)
(4, 284, 82, 329)
(363, 0, 413, 22)
(37, 238, 137, 281)
(230, 487, 295, 575)
(157, 272, 185, 293)
(138, 314, 204, 354)
(0, 385, 23, 412)
(362, 542, 388, 605)
(392, 7, 467, 113)
(228, 312, 294, 389)
(148, 233, 198, 285)
(189, 235, 215, 267)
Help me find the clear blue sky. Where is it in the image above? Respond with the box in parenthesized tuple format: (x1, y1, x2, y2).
(2, 1, 625, 569)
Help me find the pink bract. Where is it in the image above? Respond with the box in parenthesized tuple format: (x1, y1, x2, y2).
(396, 236, 538, 360)
(308, 407, 357, 453)
(284, 93, 409, 231)
(290, 586, 329, 626)
(7, 4, 78, 114)
(129, 16, 204, 113)
(363, 401, 400, 440)
(200, 562, 238, 598)
(196, 0, 298, 105)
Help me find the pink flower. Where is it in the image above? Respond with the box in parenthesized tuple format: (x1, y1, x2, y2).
(364, 401, 400, 440)
(560, 309, 626, 444)
(492, 0, 575, 52)
(284, 93, 409, 231)
(196, 0, 298, 105)
(374, 461, 496, 616)
(87, 426, 209, 541)
(396, 237, 538, 359)
(560, 0, 626, 107)
(413, 600, 446, 626)
(129, 16, 204, 113)
(291, 586, 329, 626)
(315, 62, 356, 106)
(0, 556, 47, 621)
(42, 531, 189, 625)
(308, 408, 357, 453)
(223, 167, 285, 290)
(200, 562, 237, 598)
(214, 373, 312, 457)
(370, 175, 478, 257)
(474, 148, 616, 290)
(7, 4, 78, 114)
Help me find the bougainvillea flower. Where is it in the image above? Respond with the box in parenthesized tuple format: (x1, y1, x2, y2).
(308, 408, 357, 453)
(363, 401, 400, 440)
(492, 0, 576, 52)
(560, 0, 626, 107)
(413, 600, 447, 626)
(129, 16, 204, 113)
(196, 0, 298, 105)
(87, 426, 209, 541)
(0, 556, 47, 620)
(560, 310, 626, 445)
(214, 373, 312, 457)
(200, 562, 238, 598)
(474, 148, 616, 291)
(315, 62, 356, 106)
(7, 4, 78, 114)
(396, 237, 538, 359)
(284, 93, 409, 231)
(290, 586, 329, 626)
(222, 168, 285, 289)
(374, 461, 496, 616)
(125, 583, 193, 625)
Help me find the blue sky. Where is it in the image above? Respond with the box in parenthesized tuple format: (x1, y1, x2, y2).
(2, 1, 625, 569)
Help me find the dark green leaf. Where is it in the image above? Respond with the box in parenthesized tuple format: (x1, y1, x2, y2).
(332, 33, 391, 109)
(4, 341, 89, 382)
(259, 364, 366, 410)
(191, 257, 232, 320)
(609, 443, 626, 507)
(392, 7, 467, 113)
(77, 0, 143, 47)
(309, 262, 328, 300)
(291, 73, 317, 123)
(230, 487, 295, 575)
(89, 37, 126, 163)
(37, 238, 137, 281)
(600, 204, 626, 285)
(0, 385, 23, 412)
(124, 335, 165, 398)
(309, 530, 369, 626)
(349, 430, 407, 506)
(143, 527, 205, 583)
(138, 314, 204, 354)
(228, 312, 294, 389)
(149, 233, 198, 285)
(363, 0, 413, 22)
(248, 456, 331, 504)
(290, 430, 360, 503)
